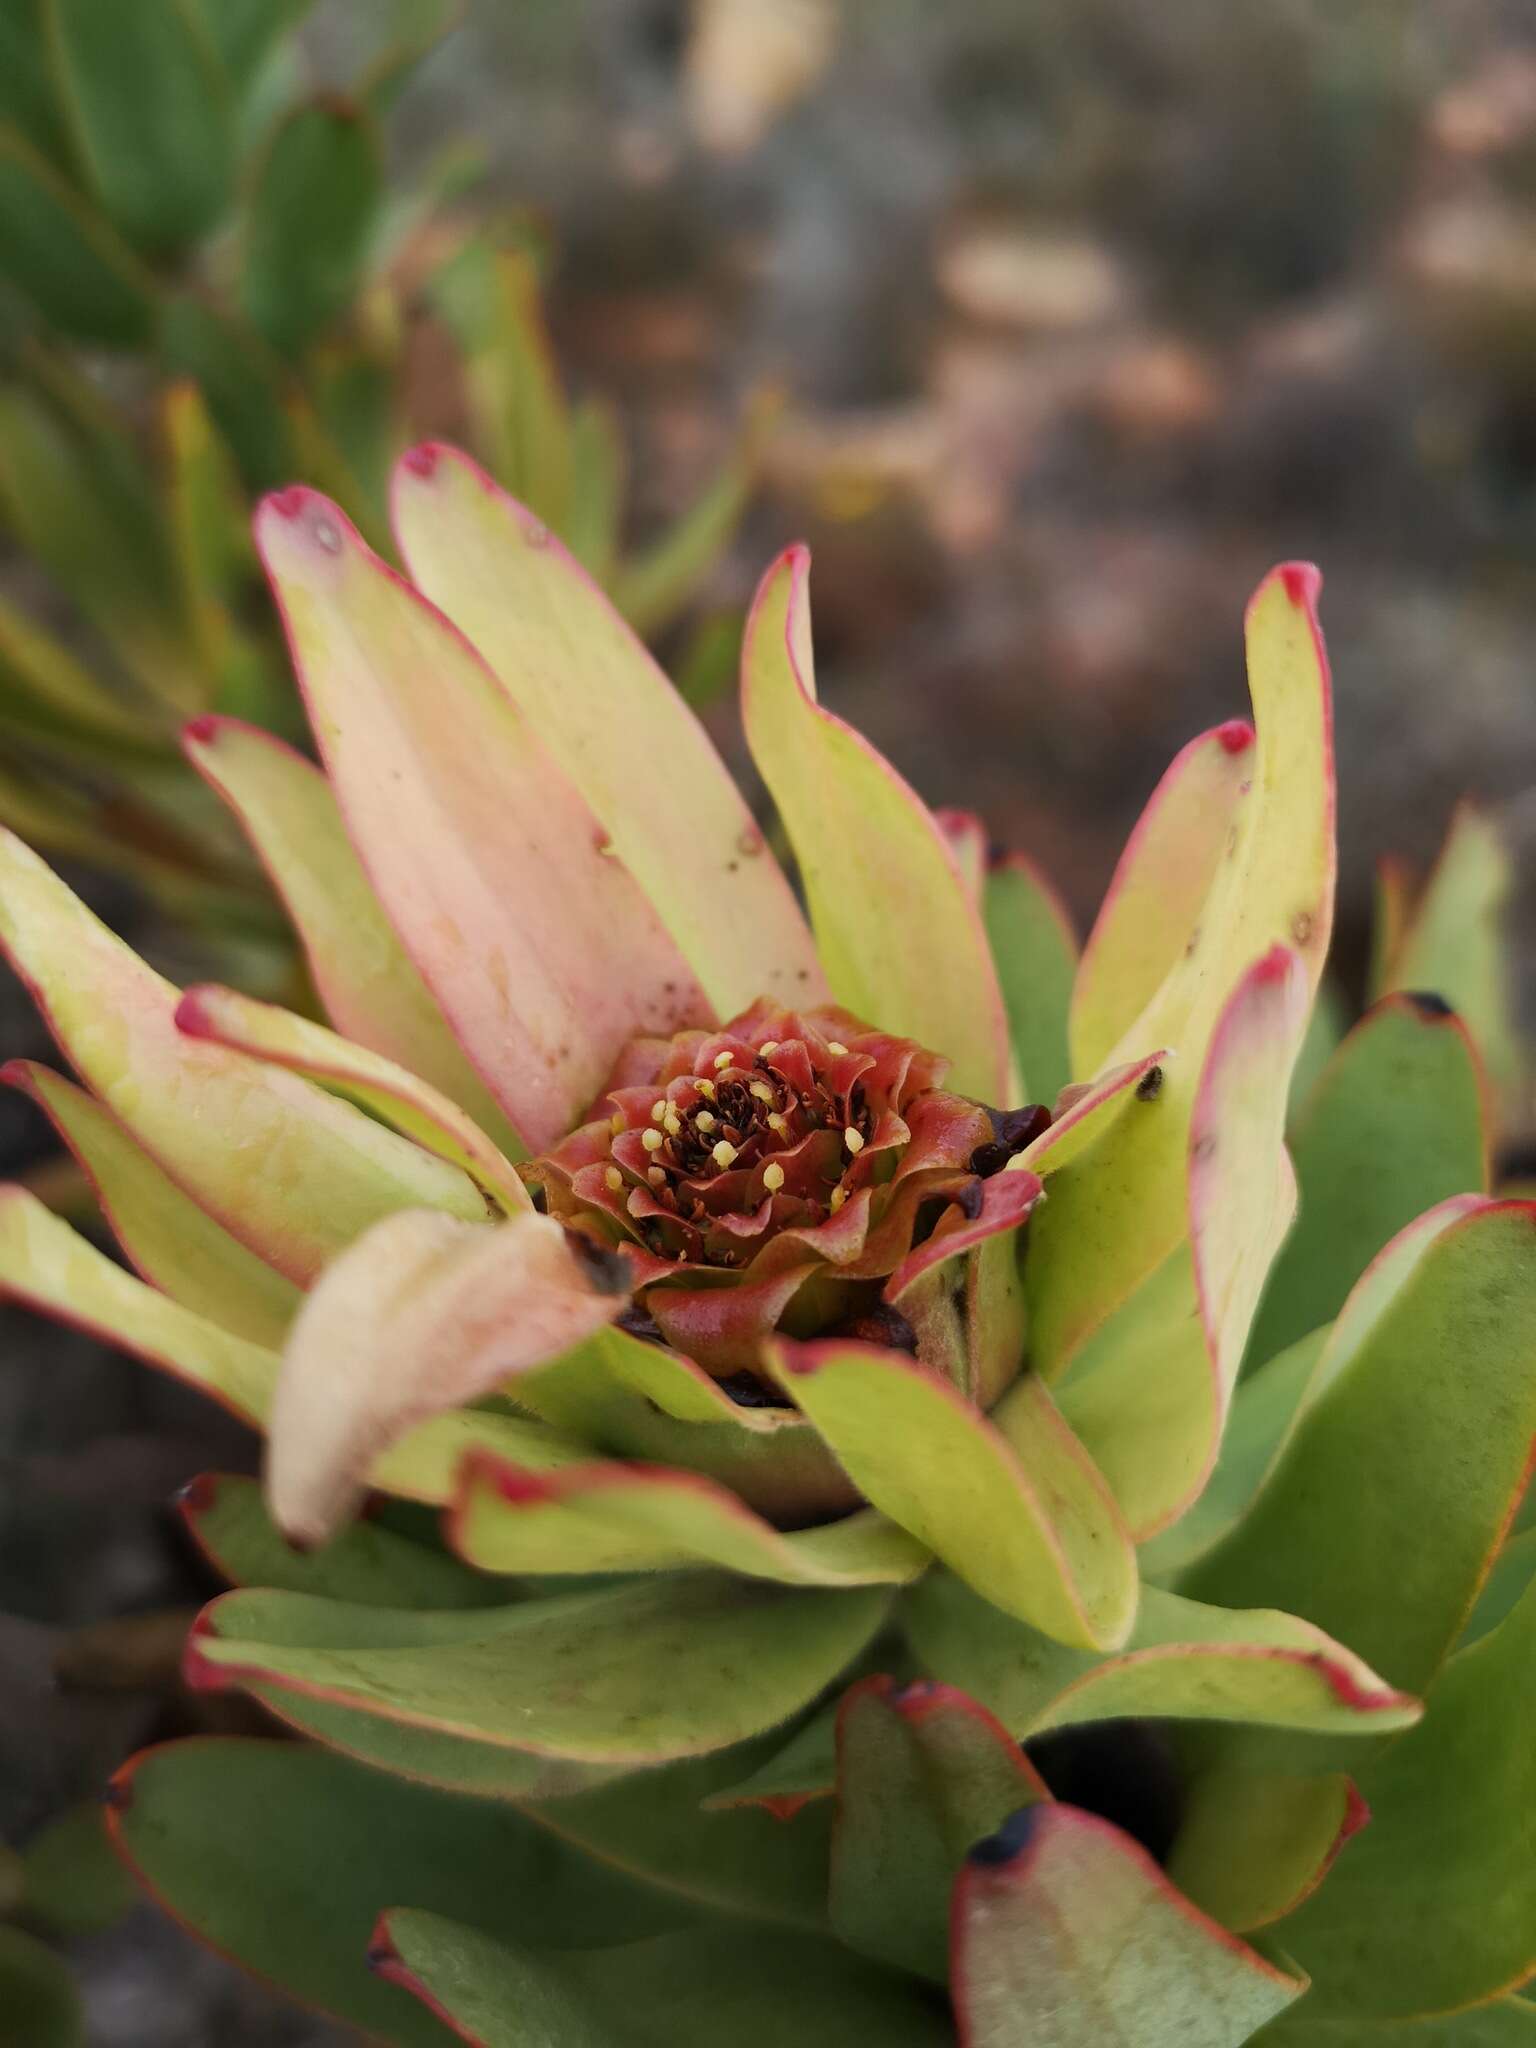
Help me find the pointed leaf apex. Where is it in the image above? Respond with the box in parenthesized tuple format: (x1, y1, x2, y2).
(1278, 560, 1323, 608)
(182, 713, 220, 746)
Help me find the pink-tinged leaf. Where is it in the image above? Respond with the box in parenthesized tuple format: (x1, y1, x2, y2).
(1031, 567, 1334, 1379)
(267, 1208, 629, 1547)
(1070, 719, 1257, 1078)
(449, 1453, 928, 1585)
(767, 1338, 1137, 1650)
(884, 1168, 1043, 1303)
(741, 548, 1011, 1102)
(0, 1187, 587, 1508)
(831, 1676, 1049, 1983)
(184, 714, 526, 1159)
(1014, 1048, 1169, 1178)
(176, 984, 530, 1215)
(2, 1060, 299, 1346)
(255, 489, 711, 1152)
(1059, 949, 1308, 1535)
(951, 1805, 1305, 2047)
(0, 828, 484, 1285)
(1168, 1768, 1367, 1933)
(390, 444, 826, 1020)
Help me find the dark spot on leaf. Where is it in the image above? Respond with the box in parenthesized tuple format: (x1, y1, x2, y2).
(829, 1301, 919, 1354)
(967, 1804, 1043, 1866)
(564, 1230, 633, 1297)
(717, 1370, 790, 1409)
(1291, 911, 1314, 945)
(958, 1178, 986, 1221)
(1403, 989, 1454, 1020)
(1135, 1065, 1164, 1102)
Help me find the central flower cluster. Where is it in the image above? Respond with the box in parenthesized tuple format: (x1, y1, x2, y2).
(531, 998, 1047, 1376)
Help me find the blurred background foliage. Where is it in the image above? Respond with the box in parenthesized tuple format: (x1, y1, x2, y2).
(5, 1, 1536, 2040)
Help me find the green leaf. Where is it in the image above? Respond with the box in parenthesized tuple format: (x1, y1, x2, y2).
(1459, 1524, 1536, 1648)
(951, 1804, 1304, 2046)
(0, 0, 74, 167)
(1254, 2000, 1536, 2045)
(183, 715, 524, 1160)
(739, 546, 1010, 1099)
(19, 1802, 138, 1935)
(1379, 803, 1523, 1112)
(375, 1911, 953, 2048)
(1276, 1573, 1536, 2016)
(983, 854, 1078, 1102)
(0, 128, 154, 344)
(0, 1927, 82, 2048)
(1185, 1199, 1536, 1697)
(0, 371, 191, 701)
(1069, 719, 1256, 1079)
(1247, 993, 1489, 1368)
(526, 1737, 834, 1929)
(904, 1571, 1418, 1741)
(768, 1338, 1138, 1651)
(0, 830, 485, 1286)
(157, 293, 298, 491)
(0, 593, 169, 762)
(179, 1471, 506, 1608)
(2, 1060, 300, 1345)
(107, 1739, 689, 2043)
(193, 0, 317, 96)
(240, 99, 383, 357)
(449, 1451, 928, 1586)
(1286, 973, 1346, 1122)
(391, 443, 827, 1030)
(1166, 1769, 1364, 1933)
(830, 1676, 1048, 1982)
(700, 1703, 840, 1820)
(47, 0, 235, 253)
(1030, 568, 1334, 1378)
(564, 395, 625, 578)
(1055, 948, 1310, 1536)
(1138, 1325, 1327, 1581)
(192, 1573, 891, 1764)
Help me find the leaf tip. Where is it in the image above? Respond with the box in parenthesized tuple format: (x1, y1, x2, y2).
(1278, 561, 1323, 609)
(1216, 718, 1256, 755)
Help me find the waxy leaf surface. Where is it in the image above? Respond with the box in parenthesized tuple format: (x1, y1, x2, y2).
(983, 854, 1077, 1103)
(0, 828, 481, 1284)
(392, 445, 825, 1019)
(741, 548, 1010, 1100)
(769, 1338, 1137, 1650)
(184, 716, 523, 1155)
(257, 489, 708, 1150)
(951, 1804, 1304, 2047)
(190, 1572, 890, 1763)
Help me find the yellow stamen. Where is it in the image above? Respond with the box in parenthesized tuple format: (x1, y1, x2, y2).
(695, 1110, 717, 1132)
(749, 1081, 774, 1103)
(651, 1100, 667, 1123)
(844, 1127, 865, 1154)
(767, 1112, 788, 1134)
(713, 1050, 734, 1071)
(827, 1041, 849, 1056)
(609, 1111, 626, 1134)
(763, 1162, 785, 1192)
(712, 1140, 738, 1169)
(648, 1165, 667, 1187)
(604, 1165, 623, 1192)
(664, 1111, 682, 1136)
(759, 1040, 779, 1057)
(642, 1128, 664, 1153)
(830, 1186, 847, 1212)
(696, 1078, 716, 1099)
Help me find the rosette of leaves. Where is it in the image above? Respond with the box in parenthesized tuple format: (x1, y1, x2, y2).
(0, 444, 1531, 2044)
(0, 0, 758, 981)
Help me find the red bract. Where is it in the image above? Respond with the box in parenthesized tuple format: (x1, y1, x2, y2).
(533, 998, 1048, 1376)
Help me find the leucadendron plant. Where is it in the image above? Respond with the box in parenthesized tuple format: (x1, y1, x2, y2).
(0, 444, 1531, 2045)
(0, 0, 757, 984)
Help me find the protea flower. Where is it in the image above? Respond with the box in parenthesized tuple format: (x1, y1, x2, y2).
(3, 446, 1532, 2046)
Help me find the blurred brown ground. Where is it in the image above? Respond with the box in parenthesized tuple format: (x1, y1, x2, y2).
(10, 2, 1536, 2038)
